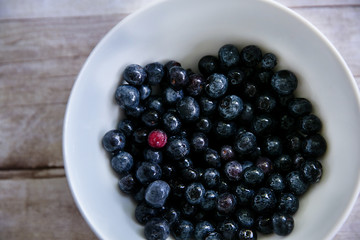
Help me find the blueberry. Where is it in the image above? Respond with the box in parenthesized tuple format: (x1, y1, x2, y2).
(286, 171, 309, 196)
(300, 160, 323, 183)
(217, 193, 237, 214)
(118, 173, 138, 194)
(171, 219, 194, 240)
(217, 178, 230, 193)
(178, 158, 193, 169)
(166, 136, 190, 160)
(261, 53, 277, 70)
(202, 168, 220, 189)
(111, 151, 133, 174)
(144, 217, 170, 240)
(272, 212, 294, 236)
(293, 153, 306, 170)
(145, 180, 170, 208)
(218, 219, 239, 240)
(251, 115, 276, 135)
(181, 201, 198, 217)
(299, 114, 322, 134)
(146, 96, 165, 114)
(115, 84, 140, 109)
(136, 162, 162, 185)
(274, 154, 293, 173)
(191, 132, 209, 152)
(243, 166, 265, 187)
(143, 148, 163, 164)
(204, 148, 221, 168)
(239, 102, 254, 123)
(220, 145, 235, 161)
(205, 73, 229, 99)
(278, 192, 299, 215)
(196, 117, 213, 133)
(169, 66, 189, 90)
(302, 133, 327, 157)
(163, 87, 184, 106)
(199, 97, 218, 116)
(234, 131, 257, 155)
(133, 187, 146, 203)
(256, 157, 274, 175)
(200, 190, 218, 210)
(162, 207, 180, 226)
(102, 130, 126, 153)
(238, 229, 257, 240)
(185, 182, 206, 205)
(135, 201, 160, 225)
(138, 84, 152, 101)
(162, 110, 182, 134)
(240, 45, 262, 67)
(162, 164, 176, 180)
(187, 73, 206, 96)
(145, 62, 165, 85)
(252, 187, 277, 213)
(242, 82, 259, 100)
(224, 161, 243, 181)
(235, 208, 255, 228)
(267, 173, 285, 193)
(218, 95, 244, 120)
(288, 98, 312, 117)
(133, 128, 149, 144)
(271, 70, 298, 95)
(227, 68, 245, 86)
(262, 136, 283, 157)
(181, 168, 200, 182)
(171, 181, 186, 198)
(214, 121, 237, 138)
(205, 232, 223, 240)
(243, 161, 255, 171)
(194, 221, 215, 240)
(255, 215, 273, 234)
(123, 64, 147, 86)
(176, 96, 200, 122)
(285, 132, 303, 154)
(234, 184, 255, 206)
(165, 60, 181, 74)
(125, 105, 145, 118)
(254, 70, 273, 87)
(141, 110, 160, 127)
(256, 93, 277, 113)
(117, 119, 135, 137)
(279, 114, 296, 132)
(218, 44, 241, 70)
(198, 55, 220, 76)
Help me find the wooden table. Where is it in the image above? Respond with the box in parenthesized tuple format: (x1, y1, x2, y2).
(0, 0, 359, 239)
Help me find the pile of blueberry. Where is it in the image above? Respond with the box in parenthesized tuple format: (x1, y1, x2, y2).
(102, 44, 327, 240)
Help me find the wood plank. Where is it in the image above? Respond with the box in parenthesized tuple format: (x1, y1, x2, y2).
(0, 168, 65, 179)
(0, 0, 359, 20)
(0, 177, 97, 239)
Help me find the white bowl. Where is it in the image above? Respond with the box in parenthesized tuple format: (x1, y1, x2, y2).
(63, 0, 360, 239)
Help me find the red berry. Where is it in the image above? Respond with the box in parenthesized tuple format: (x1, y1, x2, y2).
(148, 130, 167, 149)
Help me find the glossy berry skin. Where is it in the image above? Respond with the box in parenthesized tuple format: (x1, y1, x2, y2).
(234, 131, 257, 155)
(199, 97, 218, 116)
(143, 148, 163, 164)
(162, 110, 182, 134)
(133, 128, 149, 144)
(148, 129, 167, 149)
(235, 184, 255, 206)
(243, 166, 265, 187)
(278, 193, 299, 215)
(214, 121, 237, 138)
(176, 96, 200, 122)
(285, 132, 303, 154)
(238, 229, 257, 240)
(274, 154, 293, 173)
(163, 87, 184, 106)
(205, 232, 223, 240)
(279, 114, 296, 132)
(134, 201, 159, 225)
(227, 68, 245, 86)
(198, 55, 220, 77)
(299, 114, 322, 134)
(256, 94, 277, 113)
(136, 162, 162, 185)
(202, 168, 220, 189)
(218, 95, 244, 120)
(286, 171, 309, 196)
(217, 193, 237, 214)
(205, 74, 229, 99)
(220, 145, 235, 161)
(302, 134, 327, 157)
(196, 117, 213, 133)
(145, 62, 165, 85)
(145, 180, 170, 208)
(144, 217, 170, 240)
(240, 45, 262, 67)
(118, 173, 138, 194)
(123, 64, 147, 86)
(201, 190, 218, 210)
(218, 44, 241, 70)
(204, 148, 221, 168)
(126, 105, 146, 118)
(256, 157, 273, 175)
(187, 73, 206, 96)
(166, 136, 190, 160)
(300, 160, 323, 183)
(262, 136, 283, 157)
(115, 85, 140, 109)
(141, 110, 160, 127)
(138, 84, 152, 101)
(236, 208, 255, 229)
(267, 173, 285, 193)
(224, 161, 243, 181)
(171, 219, 194, 240)
(117, 119, 135, 137)
(261, 53, 277, 70)
(252, 187, 277, 213)
(256, 215, 273, 234)
(287, 98, 313, 117)
(146, 97, 165, 114)
(191, 132, 209, 152)
(272, 212, 294, 236)
(169, 66, 189, 90)
(271, 70, 298, 96)
(102, 130, 126, 153)
(251, 115, 275, 136)
(194, 221, 215, 240)
(111, 151, 133, 175)
(162, 208, 180, 226)
(185, 182, 206, 205)
(218, 219, 239, 240)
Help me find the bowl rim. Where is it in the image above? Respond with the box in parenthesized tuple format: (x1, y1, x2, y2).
(62, 0, 360, 239)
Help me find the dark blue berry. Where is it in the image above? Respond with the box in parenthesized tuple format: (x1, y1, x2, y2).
(162, 208, 180, 226)
(181, 201, 198, 217)
(162, 164, 176, 180)
(143, 148, 163, 164)
(205, 74, 228, 99)
(300, 160, 323, 183)
(145, 180, 170, 208)
(224, 161, 243, 181)
(118, 173, 138, 194)
(256, 93, 277, 113)
(135, 201, 160, 225)
(234, 184, 255, 206)
(115, 84, 140, 109)
(286, 171, 309, 196)
(278, 193, 299, 215)
(178, 158, 193, 169)
(238, 229, 257, 240)
(271, 70, 298, 95)
(185, 182, 206, 205)
(133, 128, 149, 144)
(235, 208, 255, 228)
(141, 110, 160, 127)
(240, 45, 262, 67)
(218, 95, 244, 120)
(201, 190, 218, 211)
(234, 131, 257, 155)
(251, 115, 276, 135)
(171, 181, 186, 198)
(199, 97, 218, 116)
(187, 73, 206, 96)
(181, 168, 199, 182)
(171, 219, 194, 240)
(166, 136, 190, 160)
(146, 96, 165, 114)
(205, 232, 223, 240)
(198, 55, 220, 77)
(196, 117, 213, 133)
(102, 130, 126, 153)
(169, 66, 189, 90)
(162, 110, 182, 134)
(204, 148, 221, 168)
(117, 119, 135, 137)
(218, 219, 239, 240)
(227, 68, 245, 86)
(144, 217, 170, 240)
(279, 114, 296, 132)
(287, 98, 312, 117)
(272, 212, 294, 236)
(125, 105, 145, 118)
(163, 87, 184, 106)
(136, 162, 162, 185)
(242, 82, 258, 100)
(217, 193, 237, 214)
(293, 153, 306, 170)
(274, 154, 293, 173)
(145, 62, 165, 85)
(267, 173, 285, 193)
(243, 166, 265, 187)
(302, 133, 327, 157)
(285, 132, 303, 153)
(202, 168, 220, 189)
(256, 157, 274, 175)
(194, 221, 215, 240)
(133, 187, 146, 203)
(123, 64, 147, 86)
(299, 114, 322, 134)
(138, 84, 152, 100)
(261, 53, 277, 70)
(252, 187, 277, 213)
(220, 145, 235, 161)
(214, 121, 237, 138)
(176, 96, 200, 122)
(256, 215, 273, 234)
(262, 136, 283, 156)
(239, 102, 254, 123)
(164, 60, 181, 73)
(111, 151, 133, 174)
(218, 44, 241, 70)
(191, 132, 209, 152)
